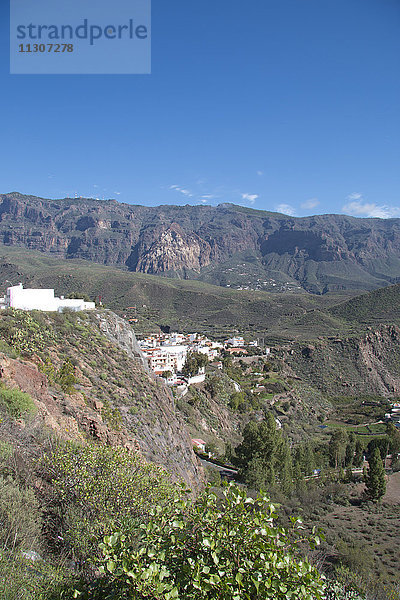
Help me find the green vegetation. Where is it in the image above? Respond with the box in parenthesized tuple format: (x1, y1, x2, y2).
(0, 244, 361, 340)
(1, 256, 400, 597)
(0, 475, 42, 552)
(235, 414, 293, 494)
(40, 357, 78, 393)
(330, 283, 400, 326)
(0, 430, 341, 600)
(39, 443, 177, 565)
(0, 308, 56, 355)
(364, 447, 386, 501)
(0, 384, 37, 419)
(57, 359, 77, 393)
(300, 484, 400, 599)
(76, 484, 325, 600)
(0, 437, 73, 600)
(182, 351, 208, 377)
(2, 243, 400, 342)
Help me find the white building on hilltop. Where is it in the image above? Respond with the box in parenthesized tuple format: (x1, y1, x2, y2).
(0, 284, 95, 312)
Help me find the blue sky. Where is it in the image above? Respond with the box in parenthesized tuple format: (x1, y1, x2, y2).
(1, 0, 399, 218)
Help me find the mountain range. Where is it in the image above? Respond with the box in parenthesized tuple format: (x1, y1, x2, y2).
(3, 192, 400, 294)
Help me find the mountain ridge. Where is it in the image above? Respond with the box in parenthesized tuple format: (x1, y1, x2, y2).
(2, 191, 400, 293)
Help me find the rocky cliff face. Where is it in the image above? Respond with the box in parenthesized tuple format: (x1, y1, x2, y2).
(94, 310, 149, 370)
(131, 223, 213, 274)
(2, 192, 400, 292)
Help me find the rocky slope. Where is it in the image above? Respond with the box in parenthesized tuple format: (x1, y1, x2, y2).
(2, 192, 400, 293)
(0, 308, 203, 489)
(282, 324, 400, 397)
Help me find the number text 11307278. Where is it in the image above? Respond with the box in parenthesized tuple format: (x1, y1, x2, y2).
(18, 44, 74, 53)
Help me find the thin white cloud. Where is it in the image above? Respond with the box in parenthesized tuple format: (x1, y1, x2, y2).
(114, 191, 121, 195)
(275, 203, 296, 216)
(257, 171, 263, 176)
(170, 185, 193, 198)
(343, 200, 400, 219)
(301, 198, 319, 210)
(347, 192, 362, 201)
(241, 193, 259, 205)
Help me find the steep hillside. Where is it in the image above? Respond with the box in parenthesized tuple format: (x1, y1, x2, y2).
(282, 324, 400, 397)
(329, 282, 400, 325)
(0, 245, 359, 341)
(0, 308, 203, 489)
(2, 192, 400, 293)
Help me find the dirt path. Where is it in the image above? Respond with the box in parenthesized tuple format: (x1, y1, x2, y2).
(384, 471, 400, 505)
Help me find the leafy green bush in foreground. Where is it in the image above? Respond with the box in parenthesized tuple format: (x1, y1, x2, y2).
(76, 483, 325, 600)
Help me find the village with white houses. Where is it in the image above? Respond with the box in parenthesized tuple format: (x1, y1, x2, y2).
(0, 283, 268, 386)
(1, 282, 399, 456)
(138, 332, 268, 385)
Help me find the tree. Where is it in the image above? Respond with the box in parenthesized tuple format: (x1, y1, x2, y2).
(387, 422, 400, 458)
(293, 460, 306, 494)
(229, 391, 246, 411)
(294, 441, 315, 477)
(67, 292, 93, 302)
(329, 430, 348, 469)
(235, 414, 289, 490)
(82, 484, 325, 600)
(278, 439, 294, 495)
(367, 436, 390, 463)
(182, 352, 208, 377)
(235, 415, 277, 466)
(364, 447, 386, 501)
(223, 441, 235, 465)
(353, 440, 364, 468)
(160, 370, 173, 379)
(345, 433, 356, 467)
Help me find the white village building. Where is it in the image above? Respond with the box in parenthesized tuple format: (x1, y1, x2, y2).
(225, 336, 245, 347)
(141, 344, 188, 374)
(0, 284, 95, 312)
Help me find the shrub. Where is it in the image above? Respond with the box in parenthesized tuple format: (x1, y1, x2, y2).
(79, 483, 325, 600)
(0, 309, 55, 355)
(0, 384, 37, 419)
(0, 553, 70, 600)
(0, 475, 42, 552)
(58, 359, 77, 393)
(0, 440, 13, 465)
(40, 442, 178, 564)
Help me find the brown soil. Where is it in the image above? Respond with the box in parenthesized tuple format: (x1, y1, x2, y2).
(384, 471, 400, 505)
(311, 476, 400, 588)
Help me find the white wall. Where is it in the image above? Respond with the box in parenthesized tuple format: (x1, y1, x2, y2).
(187, 373, 206, 385)
(5, 284, 95, 312)
(7, 286, 58, 311)
(57, 299, 96, 312)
